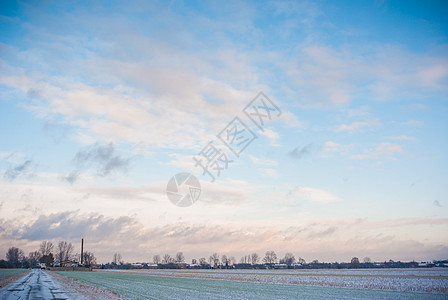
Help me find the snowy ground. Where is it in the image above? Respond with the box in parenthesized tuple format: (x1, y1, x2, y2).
(57, 269, 448, 299)
(2, 268, 445, 299)
(0, 269, 124, 300)
(97, 268, 448, 294)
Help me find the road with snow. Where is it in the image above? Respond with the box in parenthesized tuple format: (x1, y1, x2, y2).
(0, 269, 69, 300)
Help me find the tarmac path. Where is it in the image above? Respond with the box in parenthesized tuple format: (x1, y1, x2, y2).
(0, 269, 68, 300)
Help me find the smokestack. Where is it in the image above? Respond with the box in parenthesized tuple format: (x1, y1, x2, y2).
(81, 238, 84, 265)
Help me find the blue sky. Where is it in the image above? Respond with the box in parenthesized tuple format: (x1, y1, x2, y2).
(0, 0, 447, 263)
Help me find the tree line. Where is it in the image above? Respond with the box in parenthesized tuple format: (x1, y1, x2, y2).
(107, 252, 429, 270)
(107, 251, 389, 270)
(1, 241, 96, 268)
(109, 251, 309, 266)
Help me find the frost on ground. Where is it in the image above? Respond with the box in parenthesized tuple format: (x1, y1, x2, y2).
(99, 268, 448, 294)
(0, 269, 28, 280)
(0, 269, 30, 290)
(0, 269, 126, 300)
(56, 269, 448, 300)
(0, 269, 69, 299)
(49, 270, 128, 300)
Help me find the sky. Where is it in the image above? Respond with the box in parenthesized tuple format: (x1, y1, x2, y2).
(0, 0, 447, 264)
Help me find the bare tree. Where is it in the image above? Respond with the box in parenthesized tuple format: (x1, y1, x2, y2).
(153, 255, 161, 264)
(209, 253, 219, 265)
(6, 247, 24, 267)
(240, 255, 251, 264)
(191, 258, 197, 264)
(221, 255, 227, 265)
(40, 253, 54, 265)
(262, 251, 277, 264)
(162, 254, 172, 264)
(113, 253, 123, 264)
(56, 242, 65, 263)
(228, 256, 236, 265)
(363, 257, 371, 263)
(280, 253, 295, 265)
(83, 252, 96, 266)
(175, 252, 185, 263)
(39, 241, 54, 256)
(250, 253, 259, 265)
(56, 241, 73, 263)
(65, 242, 73, 261)
(312, 259, 319, 264)
(199, 257, 207, 265)
(297, 257, 306, 264)
(28, 251, 41, 268)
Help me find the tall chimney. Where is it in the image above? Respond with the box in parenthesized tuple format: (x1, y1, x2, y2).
(81, 238, 84, 265)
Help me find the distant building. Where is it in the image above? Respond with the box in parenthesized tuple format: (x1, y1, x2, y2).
(273, 263, 288, 269)
(418, 262, 435, 268)
(290, 263, 303, 269)
(188, 263, 201, 269)
(173, 262, 187, 269)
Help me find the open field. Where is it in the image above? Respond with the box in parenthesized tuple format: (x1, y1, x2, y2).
(0, 269, 28, 280)
(55, 268, 448, 299)
(0, 269, 31, 291)
(97, 268, 448, 293)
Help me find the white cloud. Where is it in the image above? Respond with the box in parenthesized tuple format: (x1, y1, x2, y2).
(0, 13, 266, 151)
(167, 153, 196, 172)
(402, 120, 424, 126)
(0, 152, 26, 163)
(283, 45, 448, 107)
(352, 142, 403, 159)
(2, 210, 448, 263)
(258, 168, 278, 178)
(323, 141, 352, 153)
(15, 73, 251, 149)
(249, 155, 278, 166)
(258, 128, 280, 145)
(290, 187, 341, 204)
(336, 119, 381, 132)
(376, 143, 403, 155)
(409, 103, 427, 110)
(386, 135, 417, 141)
(280, 111, 306, 128)
(199, 180, 253, 205)
(347, 106, 370, 117)
(418, 63, 448, 90)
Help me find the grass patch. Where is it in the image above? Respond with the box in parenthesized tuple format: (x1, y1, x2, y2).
(0, 269, 27, 279)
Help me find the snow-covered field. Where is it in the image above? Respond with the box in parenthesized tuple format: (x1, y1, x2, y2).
(56, 268, 448, 299)
(97, 268, 448, 293)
